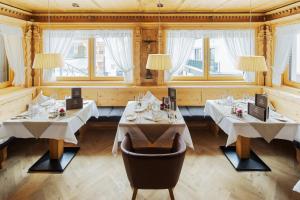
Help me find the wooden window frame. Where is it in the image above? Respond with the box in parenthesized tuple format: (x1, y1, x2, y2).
(170, 37, 246, 82)
(43, 37, 124, 83)
(283, 65, 300, 89)
(0, 60, 13, 89)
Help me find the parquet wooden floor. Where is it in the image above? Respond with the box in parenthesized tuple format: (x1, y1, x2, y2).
(1, 127, 300, 200)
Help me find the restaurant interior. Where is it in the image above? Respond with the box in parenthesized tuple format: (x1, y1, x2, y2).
(1, 0, 300, 199)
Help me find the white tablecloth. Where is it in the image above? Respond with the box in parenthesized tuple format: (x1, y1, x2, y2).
(204, 100, 300, 146)
(0, 100, 99, 144)
(112, 101, 194, 155)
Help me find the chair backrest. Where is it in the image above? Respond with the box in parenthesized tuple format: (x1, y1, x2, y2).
(121, 133, 186, 189)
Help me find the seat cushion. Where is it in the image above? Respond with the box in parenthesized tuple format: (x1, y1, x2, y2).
(91, 106, 125, 122)
(0, 137, 14, 150)
(108, 107, 125, 121)
(179, 106, 211, 121)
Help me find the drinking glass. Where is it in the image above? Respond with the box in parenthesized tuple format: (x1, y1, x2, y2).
(243, 94, 249, 103)
(168, 110, 176, 124)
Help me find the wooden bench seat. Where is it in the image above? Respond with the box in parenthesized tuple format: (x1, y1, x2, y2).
(0, 137, 14, 169)
(89, 106, 212, 122)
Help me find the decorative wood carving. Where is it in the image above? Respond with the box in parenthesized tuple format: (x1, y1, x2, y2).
(31, 14, 265, 23)
(24, 25, 33, 87)
(32, 25, 42, 86)
(265, 5, 300, 21)
(0, 3, 30, 21)
(257, 24, 272, 86)
(134, 26, 141, 85)
(140, 28, 158, 85)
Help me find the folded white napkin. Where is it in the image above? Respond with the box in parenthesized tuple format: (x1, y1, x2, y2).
(293, 180, 300, 193)
(143, 91, 160, 104)
(32, 91, 50, 105)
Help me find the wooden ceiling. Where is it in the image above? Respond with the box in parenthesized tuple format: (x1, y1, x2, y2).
(0, 0, 298, 13)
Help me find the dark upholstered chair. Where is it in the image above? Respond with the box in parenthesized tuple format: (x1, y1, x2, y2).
(121, 133, 186, 200)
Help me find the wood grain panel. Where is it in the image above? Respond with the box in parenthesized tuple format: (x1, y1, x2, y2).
(97, 87, 167, 106)
(264, 87, 300, 122)
(201, 86, 262, 105)
(39, 86, 262, 106)
(0, 87, 36, 121)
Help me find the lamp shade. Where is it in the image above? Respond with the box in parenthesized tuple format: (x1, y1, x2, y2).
(32, 53, 64, 69)
(236, 56, 267, 72)
(146, 54, 172, 70)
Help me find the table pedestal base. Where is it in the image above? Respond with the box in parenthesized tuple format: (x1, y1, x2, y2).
(28, 147, 79, 173)
(220, 146, 271, 172)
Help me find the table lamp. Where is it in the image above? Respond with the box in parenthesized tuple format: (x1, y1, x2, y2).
(32, 53, 64, 86)
(237, 56, 268, 85)
(146, 54, 172, 71)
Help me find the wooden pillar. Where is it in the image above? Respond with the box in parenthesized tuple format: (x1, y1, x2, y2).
(296, 148, 300, 164)
(49, 139, 64, 160)
(210, 122, 220, 137)
(0, 146, 8, 169)
(236, 136, 251, 159)
(257, 24, 273, 86)
(24, 25, 33, 88)
(134, 26, 141, 86)
(32, 24, 42, 87)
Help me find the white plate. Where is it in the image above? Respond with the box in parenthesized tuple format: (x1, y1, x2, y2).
(126, 113, 137, 121)
(144, 115, 164, 122)
(134, 107, 146, 112)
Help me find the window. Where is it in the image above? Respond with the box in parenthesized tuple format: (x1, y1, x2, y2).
(0, 34, 10, 88)
(209, 38, 243, 76)
(43, 30, 133, 82)
(173, 38, 204, 77)
(168, 30, 253, 81)
(56, 38, 89, 77)
(94, 38, 124, 77)
(284, 33, 300, 88)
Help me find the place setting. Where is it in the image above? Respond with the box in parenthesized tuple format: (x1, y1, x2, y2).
(113, 89, 194, 155)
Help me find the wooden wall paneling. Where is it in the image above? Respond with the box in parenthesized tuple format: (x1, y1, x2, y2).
(97, 87, 167, 106)
(264, 87, 300, 122)
(0, 88, 36, 121)
(38, 87, 98, 102)
(38, 86, 264, 106)
(201, 86, 263, 105)
(175, 88, 202, 106)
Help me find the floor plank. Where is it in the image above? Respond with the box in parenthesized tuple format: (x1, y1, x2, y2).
(1, 127, 300, 200)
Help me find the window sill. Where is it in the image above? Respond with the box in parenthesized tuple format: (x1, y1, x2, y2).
(166, 80, 257, 86)
(42, 80, 130, 86)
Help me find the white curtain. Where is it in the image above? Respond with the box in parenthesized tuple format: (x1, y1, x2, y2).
(103, 31, 134, 83)
(43, 30, 76, 81)
(43, 30, 134, 82)
(0, 24, 25, 85)
(222, 30, 256, 82)
(165, 30, 197, 81)
(0, 35, 8, 82)
(272, 24, 300, 86)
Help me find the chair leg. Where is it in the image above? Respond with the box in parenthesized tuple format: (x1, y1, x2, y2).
(168, 188, 175, 200)
(132, 188, 138, 200)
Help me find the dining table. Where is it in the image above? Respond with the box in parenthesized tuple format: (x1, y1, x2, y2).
(113, 97, 194, 156)
(204, 99, 300, 171)
(0, 99, 99, 173)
